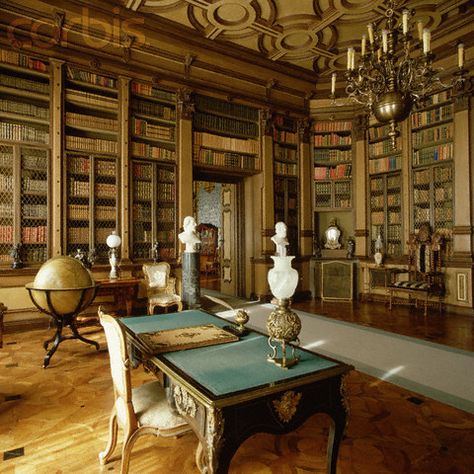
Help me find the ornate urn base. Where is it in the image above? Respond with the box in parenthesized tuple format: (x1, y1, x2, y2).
(267, 256, 301, 369)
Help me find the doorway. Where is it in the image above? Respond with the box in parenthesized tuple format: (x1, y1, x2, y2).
(193, 179, 243, 297)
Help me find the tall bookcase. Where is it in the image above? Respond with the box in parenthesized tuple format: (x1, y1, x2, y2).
(192, 95, 260, 175)
(367, 123, 403, 256)
(130, 82, 177, 261)
(272, 114, 298, 255)
(313, 120, 352, 209)
(410, 89, 454, 242)
(0, 49, 50, 266)
(64, 66, 119, 261)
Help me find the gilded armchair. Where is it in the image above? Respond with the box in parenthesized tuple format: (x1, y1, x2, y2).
(142, 262, 183, 314)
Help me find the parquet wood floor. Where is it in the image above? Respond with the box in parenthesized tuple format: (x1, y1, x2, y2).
(1, 300, 473, 473)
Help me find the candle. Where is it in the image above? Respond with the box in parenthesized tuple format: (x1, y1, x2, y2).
(347, 48, 351, 69)
(402, 10, 409, 35)
(351, 49, 356, 70)
(382, 30, 388, 53)
(458, 42, 464, 68)
(417, 20, 423, 41)
(367, 23, 374, 44)
(361, 34, 367, 56)
(423, 28, 430, 54)
(331, 72, 336, 95)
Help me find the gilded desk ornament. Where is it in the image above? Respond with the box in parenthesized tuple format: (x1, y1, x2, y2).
(340, 374, 351, 433)
(205, 407, 224, 474)
(173, 385, 197, 418)
(272, 390, 302, 423)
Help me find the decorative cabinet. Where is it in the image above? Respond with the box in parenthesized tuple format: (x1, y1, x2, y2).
(321, 260, 354, 301)
(411, 90, 454, 239)
(0, 49, 50, 266)
(273, 114, 299, 256)
(64, 66, 119, 262)
(313, 120, 352, 210)
(193, 94, 260, 175)
(131, 160, 176, 261)
(130, 81, 177, 262)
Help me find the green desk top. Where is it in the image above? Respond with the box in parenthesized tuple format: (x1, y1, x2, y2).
(121, 310, 339, 397)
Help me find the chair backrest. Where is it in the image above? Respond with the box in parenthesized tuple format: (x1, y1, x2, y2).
(99, 309, 137, 431)
(143, 262, 170, 290)
(408, 224, 444, 277)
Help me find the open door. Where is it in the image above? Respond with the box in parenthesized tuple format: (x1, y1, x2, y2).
(220, 183, 239, 296)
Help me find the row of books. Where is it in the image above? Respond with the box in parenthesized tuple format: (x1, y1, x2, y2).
(157, 207, 175, 220)
(0, 121, 49, 144)
(385, 224, 402, 240)
(66, 112, 117, 132)
(96, 227, 115, 242)
(0, 225, 14, 243)
(21, 247, 48, 263)
(132, 142, 176, 161)
(156, 183, 174, 201)
(274, 177, 297, 194)
(134, 181, 152, 200)
(68, 204, 89, 220)
(66, 136, 117, 154)
(133, 227, 153, 242)
(0, 149, 13, 167)
(273, 129, 298, 144)
(133, 204, 152, 220)
(22, 150, 48, 169)
(334, 181, 351, 194)
(21, 226, 47, 243)
(133, 163, 152, 179)
(368, 124, 393, 141)
(65, 90, 118, 110)
(274, 143, 297, 161)
(194, 131, 259, 154)
(96, 160, 116, 176)
(131, 82, 175, 102)
(420, 90, 452, 107)
(69, 179, 89, 197)
(274, 161, 297, 176)
(68, 227, 89, 243)
(95, 206, 116, 220)
(413, 143, 453, 165)
(434, 166, 452, 182)
(195, 95, 258, 122)
(314, 148, 351, 163)
(412, 123, 453, 146)
(0, 99, 49, 120)
(334, 197, 351, 208)
(194, 112, 258, 138)
(314, 182, 331, 194)
(132, 118, 174, 141)
(95, 183, 117, 199)
(388, 211, 401, 224)
(313, 121, 352, 133)
(0, 173, 13, 191)
(69, 156, 90, 174)
(313, 133, 351, 146)
(411, 104, 453, 129)
(156, 230, 175, 241)
(413, 188, 430, 203)
(0, 203, 12, 218)
(434, 186, 452, 201)
(0, 48, 48, 72)
(434, 207, 453, 221)
(132, 99, 176, 121)
(314, 164, 351, 180)
(387, 193, 401, 206)
(194, 148, 259, 170)
(157, 168, 175, 182)
(22, 177, 47, 193)
(66, 66, 116, 89)
(369, 138, 401, 157)
(0, 73, 49, 95)
(370, 211, 385, 225)
(368, 155, 401, 174)
(22, 203, 47, 219)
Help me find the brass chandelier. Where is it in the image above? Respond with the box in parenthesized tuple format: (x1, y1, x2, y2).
(342, 0, 467, 148)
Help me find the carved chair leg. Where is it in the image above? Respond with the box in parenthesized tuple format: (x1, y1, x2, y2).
(99, 409, 118, 465)
(177, 301, 183, 312)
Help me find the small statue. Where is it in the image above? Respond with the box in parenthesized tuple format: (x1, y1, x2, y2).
(73, 248, 89, 267)
(10, 243, 23, 269)
(87, 248, 96, 268)
(271, 221, 289, 257)
(346, 238, 355, 259)
(374, 234, 383, 266)
(151, 241, 160, 262)
(178, 216, 201, 253)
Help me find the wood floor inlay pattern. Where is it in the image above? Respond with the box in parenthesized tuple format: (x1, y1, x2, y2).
(1, 325, 473, 473)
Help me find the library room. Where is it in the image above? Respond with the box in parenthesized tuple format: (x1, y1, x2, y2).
(0, 1, 473, 473)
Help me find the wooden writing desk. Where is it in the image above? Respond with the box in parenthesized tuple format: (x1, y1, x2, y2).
(121, 310, 353, 473)
(96, 278, 141, 316)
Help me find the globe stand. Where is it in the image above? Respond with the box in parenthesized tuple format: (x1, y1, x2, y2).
(26, 285, 99, 368)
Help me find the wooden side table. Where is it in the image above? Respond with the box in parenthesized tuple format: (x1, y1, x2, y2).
(96, 278, 141, 316)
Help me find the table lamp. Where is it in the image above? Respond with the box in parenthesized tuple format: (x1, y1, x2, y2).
(106, 231, 121, 280)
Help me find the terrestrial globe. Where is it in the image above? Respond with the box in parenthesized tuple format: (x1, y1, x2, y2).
(26, 256, 96, 316)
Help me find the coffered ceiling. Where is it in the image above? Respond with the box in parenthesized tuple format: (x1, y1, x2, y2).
(123, 0, 474, 81)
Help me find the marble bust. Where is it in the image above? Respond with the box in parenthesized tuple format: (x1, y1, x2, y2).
(178, 216, 201, 253)
(271, 221, 289, 257)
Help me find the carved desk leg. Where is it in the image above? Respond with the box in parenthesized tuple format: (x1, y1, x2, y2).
(327, 374, 350, 474)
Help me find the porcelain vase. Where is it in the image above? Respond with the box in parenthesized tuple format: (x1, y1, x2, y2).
(267, 256, 298, 300)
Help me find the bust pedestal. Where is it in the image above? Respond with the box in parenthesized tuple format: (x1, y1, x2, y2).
(182, 252, 200, 309)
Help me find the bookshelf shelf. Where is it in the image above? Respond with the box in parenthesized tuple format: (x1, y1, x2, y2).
(313, 120, 353, 210)
(411, 90, 454, 240)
